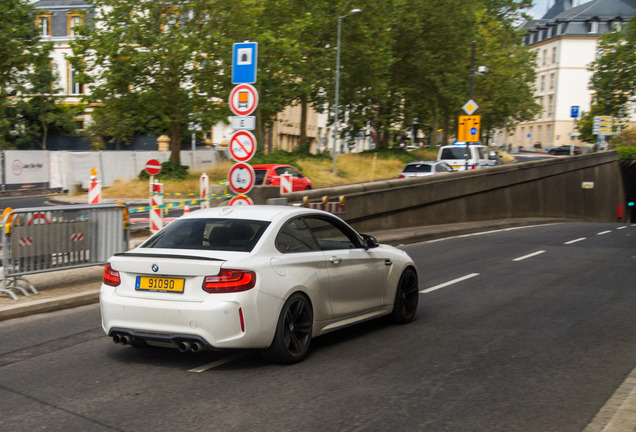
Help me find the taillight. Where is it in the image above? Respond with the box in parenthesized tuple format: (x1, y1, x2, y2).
(103, 263, 121, 287)
(471, 164, 476, 170)
(202, 269, 256, 293)
(398, 174, 405, 179)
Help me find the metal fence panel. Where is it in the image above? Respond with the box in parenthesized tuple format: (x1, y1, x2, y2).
(1, 203, 129, 300)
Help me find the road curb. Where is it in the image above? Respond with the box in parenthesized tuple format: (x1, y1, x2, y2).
(0, 289, 99, 321)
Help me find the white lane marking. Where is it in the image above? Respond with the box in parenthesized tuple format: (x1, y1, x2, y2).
(420, 273, 480, 294)
(513, 250, 546, 262)
(597, 230, 612, 236)
(565, 237, 586, 245)
(425, 224, 564, 243)
(617, 226, 627, 230)
(189, 352, 248, 373)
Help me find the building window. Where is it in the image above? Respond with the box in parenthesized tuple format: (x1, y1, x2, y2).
(547, 124, 553, 145)
(542, 49, 548, 66)
(548, 95, 554, 117)
(68, 63, 84, 95)
(550, 73, 555, 89)
(558, 23, 564, 34)
(589, 21, 599, 33)
(36, 12, 52, 37)
(74, 119, 85, 130)
(67, 11, 83, 36)
(552, 47, 557, 63)
(540, 75, 546, 91)
(537, 97, 544, 118)
(611, 21, 622, 31)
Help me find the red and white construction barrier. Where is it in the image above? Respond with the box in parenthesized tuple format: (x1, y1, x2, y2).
(150, 182, 163, 233)
(280, 173, 292, 194)
(200, 173, 209, 209)
(88, 168, 101, 204)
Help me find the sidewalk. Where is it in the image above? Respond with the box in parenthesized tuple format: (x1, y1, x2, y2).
(0, 217, 568, 322)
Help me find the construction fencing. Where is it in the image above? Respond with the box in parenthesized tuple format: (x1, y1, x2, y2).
(1, 204, 129, 300)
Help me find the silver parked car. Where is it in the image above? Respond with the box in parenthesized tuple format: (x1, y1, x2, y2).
(398, 161, 454, 178)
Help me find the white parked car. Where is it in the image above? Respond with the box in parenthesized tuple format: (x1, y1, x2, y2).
(101, 206, 419, 363)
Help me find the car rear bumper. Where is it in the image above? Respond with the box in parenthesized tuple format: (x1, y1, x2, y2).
(100, 285, 281, 350)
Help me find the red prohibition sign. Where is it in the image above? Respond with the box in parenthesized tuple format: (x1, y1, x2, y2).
(229, 84, 259, 116)
(229, 130, 257, 162)
(227, 163, 255, 195)
(145, 159, 162, 176)
(228, 195, 254, 206)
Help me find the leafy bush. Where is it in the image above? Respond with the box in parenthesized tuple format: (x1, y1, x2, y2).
(138, 159, 189, 180)
(616, 147, 636, 160)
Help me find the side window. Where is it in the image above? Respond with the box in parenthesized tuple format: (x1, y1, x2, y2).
(275, 167, 286, 176)
(275, 217, 319, 253)
(305, 217, 358, 251)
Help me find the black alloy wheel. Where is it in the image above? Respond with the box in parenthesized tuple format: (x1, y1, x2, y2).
(391, 268, 419, 324)
(262, 293, 313, 364)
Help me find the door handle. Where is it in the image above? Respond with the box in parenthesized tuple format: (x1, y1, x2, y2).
(385, 259, 392, 266)
(329, 256, 342, 265)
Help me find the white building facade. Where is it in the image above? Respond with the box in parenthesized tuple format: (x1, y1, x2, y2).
(515, 0, 635, 150)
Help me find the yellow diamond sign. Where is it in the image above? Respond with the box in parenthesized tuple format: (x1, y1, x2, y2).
(462, 99, 479, 115)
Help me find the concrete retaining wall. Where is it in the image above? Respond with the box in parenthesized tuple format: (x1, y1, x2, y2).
(282, 152, 625, 232)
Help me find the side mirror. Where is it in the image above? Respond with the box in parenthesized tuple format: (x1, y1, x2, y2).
(361, 234, 379, 249)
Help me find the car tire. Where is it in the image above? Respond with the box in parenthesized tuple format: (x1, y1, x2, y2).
(391, 268, 419, 324)
(262, 293, 313, 364)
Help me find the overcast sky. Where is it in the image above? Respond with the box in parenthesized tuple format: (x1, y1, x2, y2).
(525, 0, 591, 19)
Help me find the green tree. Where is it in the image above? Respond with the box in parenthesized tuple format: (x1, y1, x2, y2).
(71, 0, 233, 162)
(0, 0, 76, 149)
(588, 15, 636, 119)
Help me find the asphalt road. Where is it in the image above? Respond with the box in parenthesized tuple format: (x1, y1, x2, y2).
(0, 222, 634, 431)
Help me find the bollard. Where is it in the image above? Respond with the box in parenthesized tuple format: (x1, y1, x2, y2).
(88, 168, 101, 204)
(150, 182, 163, 233)
(200, 173, 210, 209)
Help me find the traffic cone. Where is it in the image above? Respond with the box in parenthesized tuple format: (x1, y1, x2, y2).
(183, 205, 190, 215)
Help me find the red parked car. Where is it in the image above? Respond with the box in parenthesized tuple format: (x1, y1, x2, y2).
(252, 164, 313, 191)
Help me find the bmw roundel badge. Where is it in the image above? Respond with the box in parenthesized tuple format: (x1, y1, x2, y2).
(152, 264, 159, 272)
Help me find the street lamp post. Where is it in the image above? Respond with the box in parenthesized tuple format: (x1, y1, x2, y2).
(332, 8, 361, 174)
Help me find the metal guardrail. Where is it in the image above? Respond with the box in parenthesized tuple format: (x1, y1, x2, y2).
(1, 204, 129, 300)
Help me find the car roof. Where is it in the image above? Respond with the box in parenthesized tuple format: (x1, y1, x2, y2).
(178, 205, 331, 222)
(251, 164, 292, 170)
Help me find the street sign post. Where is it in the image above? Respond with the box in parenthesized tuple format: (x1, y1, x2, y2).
(229, 84, 259, 116)
(145, 159, 161, 176)
(229, 130, 257, 162)
(457, 115, 481, 142)
(227, 163, 255, 195)
(231, 116, 256, 131)
(462, 100, 479, 115)
(228, 195, 255, 206)
(232, 41, 258, 84)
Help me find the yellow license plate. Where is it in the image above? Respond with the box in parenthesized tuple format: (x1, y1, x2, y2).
(135, 276, 185, 293)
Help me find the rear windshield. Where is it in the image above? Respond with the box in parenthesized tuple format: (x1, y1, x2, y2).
(254, 169, 267, 185)
(141, 218, 270, 252)
(440, 148, 467, 159)
(403, 164, 432, 173)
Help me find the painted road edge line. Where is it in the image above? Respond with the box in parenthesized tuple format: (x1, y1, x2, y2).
(565, 237, 586, 245)
(597, 230, 612, 236)
(420, 273, 480, 294)
(513, 250, 546, 262)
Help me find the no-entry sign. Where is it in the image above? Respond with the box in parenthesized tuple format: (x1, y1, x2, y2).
(229, 130, 257, 162)
(145, 159, 162, 176)
(229, 84, 259, 116)
(227, 163, 255, 195)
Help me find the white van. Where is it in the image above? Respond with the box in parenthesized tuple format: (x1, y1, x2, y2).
(437, 144, 489, 171)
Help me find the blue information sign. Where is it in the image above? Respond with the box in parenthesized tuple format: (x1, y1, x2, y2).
(232, 42, 258, 84)
(571, 106, 579, 118)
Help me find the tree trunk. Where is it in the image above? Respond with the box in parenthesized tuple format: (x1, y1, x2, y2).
(41, 122, 48, 150)
(299, 96, 308, 152)
(171, 120, 181, 163)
